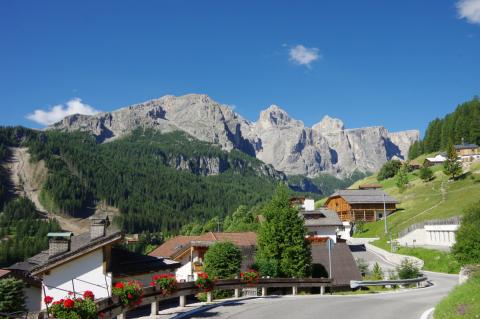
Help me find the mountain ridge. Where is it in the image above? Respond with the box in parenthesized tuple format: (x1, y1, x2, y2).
(50, 94, 419, 177)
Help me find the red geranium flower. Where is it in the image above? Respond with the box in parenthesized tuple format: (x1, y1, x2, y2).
(127, 293, 133, 299)
(44, 296, 53, 304)
(115, 282, 125, 289)
(150, 281, 155, 286)
(83, 290, 95, 300)
(63, 299, 75, 309)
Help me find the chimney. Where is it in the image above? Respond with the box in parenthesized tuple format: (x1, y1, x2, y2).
(90, 215, 109, 240)
(48, 233, 73, 258)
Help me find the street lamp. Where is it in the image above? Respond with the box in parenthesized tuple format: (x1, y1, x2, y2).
(383, 193, 388, 234)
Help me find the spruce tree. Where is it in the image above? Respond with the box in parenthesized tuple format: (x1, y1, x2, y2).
(396, 163, 409, 192)
(443, 142, 462, 180)
(256, 185, 311, 278)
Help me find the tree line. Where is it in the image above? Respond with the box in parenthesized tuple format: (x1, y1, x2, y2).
(409, 97, 480, 159)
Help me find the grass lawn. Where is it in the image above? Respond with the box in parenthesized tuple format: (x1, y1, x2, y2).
(434, 272, 480, 319)
(396, 247, 460, 274)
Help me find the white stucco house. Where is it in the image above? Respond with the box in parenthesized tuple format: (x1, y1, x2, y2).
(7, 216, 179, 312)
(149, 232, 257, 282)
(299, 199, 344, 243)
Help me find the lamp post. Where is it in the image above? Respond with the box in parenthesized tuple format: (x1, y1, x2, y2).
(383, 193, 388, 234)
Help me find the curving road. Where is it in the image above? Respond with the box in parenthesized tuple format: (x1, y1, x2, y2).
(180, 247, 458, 319)
(182, 271, 457, 319)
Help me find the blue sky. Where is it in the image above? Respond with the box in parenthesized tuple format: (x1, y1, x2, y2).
(1, 0, 480, 135)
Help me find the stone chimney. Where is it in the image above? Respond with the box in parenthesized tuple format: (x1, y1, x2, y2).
(48, 233, 73, 258)
(90, 215, 110, 240)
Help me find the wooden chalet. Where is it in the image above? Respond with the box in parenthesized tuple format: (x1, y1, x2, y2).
(325, 189, 398, 222)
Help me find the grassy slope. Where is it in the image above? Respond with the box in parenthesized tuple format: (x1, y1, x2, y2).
(352, 161, 480, 239)
(434, 272, 480, 319)
(347, 161, 480, 273)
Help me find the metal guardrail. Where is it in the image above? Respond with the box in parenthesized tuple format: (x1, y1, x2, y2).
(350, 276, 428, 289)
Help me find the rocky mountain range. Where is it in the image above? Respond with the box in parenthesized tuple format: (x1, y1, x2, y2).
(50, 94, 419, 177)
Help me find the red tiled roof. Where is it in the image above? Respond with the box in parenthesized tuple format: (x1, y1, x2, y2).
(149, 232, 257, 258)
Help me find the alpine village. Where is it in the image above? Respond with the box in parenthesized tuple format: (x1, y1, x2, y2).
(1, 2, 480, 319)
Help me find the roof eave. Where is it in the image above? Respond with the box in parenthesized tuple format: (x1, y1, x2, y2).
(31, 233, 123, 276)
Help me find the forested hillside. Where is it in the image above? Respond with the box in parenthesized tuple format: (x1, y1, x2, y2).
(409, 97, 480, 158)
(0, 127, 61, 267)
(25, 129, 283, 234)
(288, 171, 368, 196)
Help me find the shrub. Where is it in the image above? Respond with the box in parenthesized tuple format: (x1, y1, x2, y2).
(419, 165, 434, 182)
(377, 160, 402, 181)
(195, 272, 215, 292)
(371, 262, 384, 280)
(150, 273, 178, 295)
(203, 241, 242, 279)
(46, 291, 96, 319)
(112, 281, 143, 307)
(0, 278, 25, 315)
(354, 220, 365, 234)
(253, 257, 280, 277)
(397, 259, 421, 279)
(452, 203, 480, 265)
(240, 270, 259, 285)
(355, 258, 369, 277)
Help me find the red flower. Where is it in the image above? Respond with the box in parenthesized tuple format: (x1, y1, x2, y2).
(150, 281, 155, 286)
(127, 293, 133, 299)
(83, 290, 95, 300)
(68, 291, 73, 296)
(115, 282, 125, 289)
(44, 296, 53, 304)
(63, 299, 75, 309)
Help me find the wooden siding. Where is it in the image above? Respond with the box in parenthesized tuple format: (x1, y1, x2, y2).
(326, 197, 351, 222)
(326, 196, 396, 222)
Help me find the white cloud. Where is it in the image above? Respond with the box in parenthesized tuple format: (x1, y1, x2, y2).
(457, 0, 480, 24)
(289, 45, 321, 68)
(27, 98, 101, 126)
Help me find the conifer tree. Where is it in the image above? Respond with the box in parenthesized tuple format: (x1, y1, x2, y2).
(443, 142, 462, 180)
(256, 185, 311, 278)
(396, 163, 409, 192)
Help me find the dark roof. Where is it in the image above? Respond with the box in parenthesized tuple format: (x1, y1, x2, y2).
(455, 143, 479, 150)
(358, 184, 383, 189)
(300, 208, 343, 227)
(8, 226, 122, 275)
(109, 247, 180, 277)
(329, 189, 398, 204)
(311, 243, 362, 286)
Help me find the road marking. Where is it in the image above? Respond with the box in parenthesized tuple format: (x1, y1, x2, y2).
(420, 307, 434, 319)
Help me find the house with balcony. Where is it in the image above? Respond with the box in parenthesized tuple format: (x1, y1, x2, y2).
(325, 189, 398, 223)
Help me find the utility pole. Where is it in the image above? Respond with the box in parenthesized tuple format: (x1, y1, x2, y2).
(383, 193, 388, 234)
(327, 238, 334, 278)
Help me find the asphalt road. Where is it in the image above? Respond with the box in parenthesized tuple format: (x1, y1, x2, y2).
(181, 247, 458, 319)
